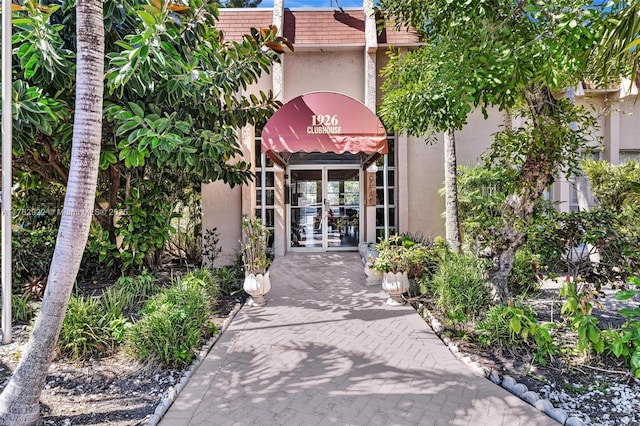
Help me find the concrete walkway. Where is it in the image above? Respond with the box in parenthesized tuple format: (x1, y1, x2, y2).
(159, 252, 556, 426)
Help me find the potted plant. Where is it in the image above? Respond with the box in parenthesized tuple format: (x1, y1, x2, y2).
(241, 217, 272, 306)
(370, 235, 414, 305)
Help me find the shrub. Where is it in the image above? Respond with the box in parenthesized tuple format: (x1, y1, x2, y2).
(10, 227, 57, 290)
(476, 301, 557, 364)
(605, 277, 640, 377)
(508, 249, 541, 296)
(58, 295, 127, 360)
(528, 209, 640, 289)
(113, 270, 162, 317)
(180, 268, 220, 305)
(0, 293, 38, 325)
(213, 265, 244, 297)
(126, 284, 216, 368)
(432, 254, 491, 320)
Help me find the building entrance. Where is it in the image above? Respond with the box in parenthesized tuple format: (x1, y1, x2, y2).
(289, 166, 361, 251)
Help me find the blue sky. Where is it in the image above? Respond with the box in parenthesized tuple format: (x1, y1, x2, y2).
(257, 0, 365, 8)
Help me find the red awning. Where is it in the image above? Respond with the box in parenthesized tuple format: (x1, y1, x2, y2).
(261, 92, 387, 161)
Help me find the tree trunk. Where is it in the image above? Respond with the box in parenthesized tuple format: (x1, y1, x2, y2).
(444, 129, 461, 253)
(486, 86, 558, 303)
(0, 0, 104, 423)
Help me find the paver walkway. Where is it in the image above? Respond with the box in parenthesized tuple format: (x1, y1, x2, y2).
(159, 252, 556, 426)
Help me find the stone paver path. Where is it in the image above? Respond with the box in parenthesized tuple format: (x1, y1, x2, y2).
(159, 252, 556, 426)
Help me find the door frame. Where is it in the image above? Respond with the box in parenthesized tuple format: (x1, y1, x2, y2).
(287, 164, 362, 252)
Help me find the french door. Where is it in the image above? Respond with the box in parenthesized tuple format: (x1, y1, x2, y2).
(289, 166, 361, 251)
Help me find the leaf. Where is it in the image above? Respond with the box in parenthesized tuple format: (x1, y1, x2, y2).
(137, 10, 156, 27)
(509, 316, 521, 333)
(168, 4, 190, 14)
(115, 120, 139, 136)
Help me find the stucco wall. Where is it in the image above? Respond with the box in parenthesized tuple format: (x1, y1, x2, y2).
(283, 50, 364, 102)
(617, 96, 640, 151)
(201, 182, 242, 267)
(405, 107, 506, 238)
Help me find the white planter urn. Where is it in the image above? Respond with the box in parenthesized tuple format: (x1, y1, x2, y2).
(243, 271, 271, 307)
(381, 271, 409, 306)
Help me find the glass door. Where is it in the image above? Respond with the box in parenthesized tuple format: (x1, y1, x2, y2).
(326, 169, 360, 249)
(289, 167, 360, 251)
(290, 169, 324, 249)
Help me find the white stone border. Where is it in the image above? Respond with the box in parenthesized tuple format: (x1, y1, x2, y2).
(146, 302, 244, 426)
(414, 302, 585, 426)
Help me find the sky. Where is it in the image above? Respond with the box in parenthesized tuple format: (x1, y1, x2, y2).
(257, 0, 365, 8)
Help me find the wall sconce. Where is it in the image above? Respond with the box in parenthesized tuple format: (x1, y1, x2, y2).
(366, 164, 378, 173)
(272, 163, 284, 173)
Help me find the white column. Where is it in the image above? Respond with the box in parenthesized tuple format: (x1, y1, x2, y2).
(2, 0, 12, 344)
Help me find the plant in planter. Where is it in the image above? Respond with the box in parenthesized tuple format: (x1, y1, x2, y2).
(241, 217, 272, 306)
(371, 235, 415, 305)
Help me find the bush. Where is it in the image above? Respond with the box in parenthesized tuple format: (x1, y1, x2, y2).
(180, 268, 220, 305)
(113, 270, 162, 317)
(508, 249, 541, 296)
(476, 301, 557, 364)
(527, 209, 640, 288)
(58, 295, 127, 360)
(0, 294, 38, 325)
(10, 227, 57, 289)
(213, 264, 244, 297)
(125, 282, 216, 368)
(432, 254, 491, 320)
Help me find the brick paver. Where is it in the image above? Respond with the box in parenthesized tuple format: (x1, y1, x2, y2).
(159, 252, 556, 426)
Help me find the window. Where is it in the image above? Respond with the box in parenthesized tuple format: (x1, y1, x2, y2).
(254, 138, 275, 247)
(375, 136, 396, 240)
(620, 150, 640, 164)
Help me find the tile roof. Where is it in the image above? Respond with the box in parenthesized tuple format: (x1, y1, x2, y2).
(216, 8, 420, 46)
(216, 9, 273, 43)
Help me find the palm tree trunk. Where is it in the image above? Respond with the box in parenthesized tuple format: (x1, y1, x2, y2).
(0, 0, 104, 423)
(444, 129, 461, 253)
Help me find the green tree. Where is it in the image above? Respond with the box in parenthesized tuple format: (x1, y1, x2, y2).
(378, 1, 602, 301)
(591, 0, 640, 85)
(10, 0, 289, 274)
(0, 0, 104, 421)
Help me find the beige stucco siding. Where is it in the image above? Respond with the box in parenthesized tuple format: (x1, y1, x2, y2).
(617, 96, 640, 151)
(283, 50, 365, 102)
(405, 107, 505, 238)
(201, 182, 242, 267)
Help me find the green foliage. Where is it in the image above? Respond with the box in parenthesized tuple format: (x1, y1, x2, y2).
(476, 301, 557, 364)
(432, 254, 491, 320)
(509, 249, 542, 296)
(241, 217, 271, 275)
(178, 268, 220, 306)
(370, 234, 439, 280)
(11, 0, 287, 273)
(58, 294, 128, 360)
(560, 281, 605, 355)
(213, 264, 244, 297)
(378, 0, 604, 303)
(125, 276, 217, 368)
(582, 160, 640, 211)
(604, 277, 640, 377)
(456, 165, 512, 247)
(113, 270, 161, 317)
(8, 227, 57, 288)
(528, 209, 640, 289)
(0, 294, 38, 325)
